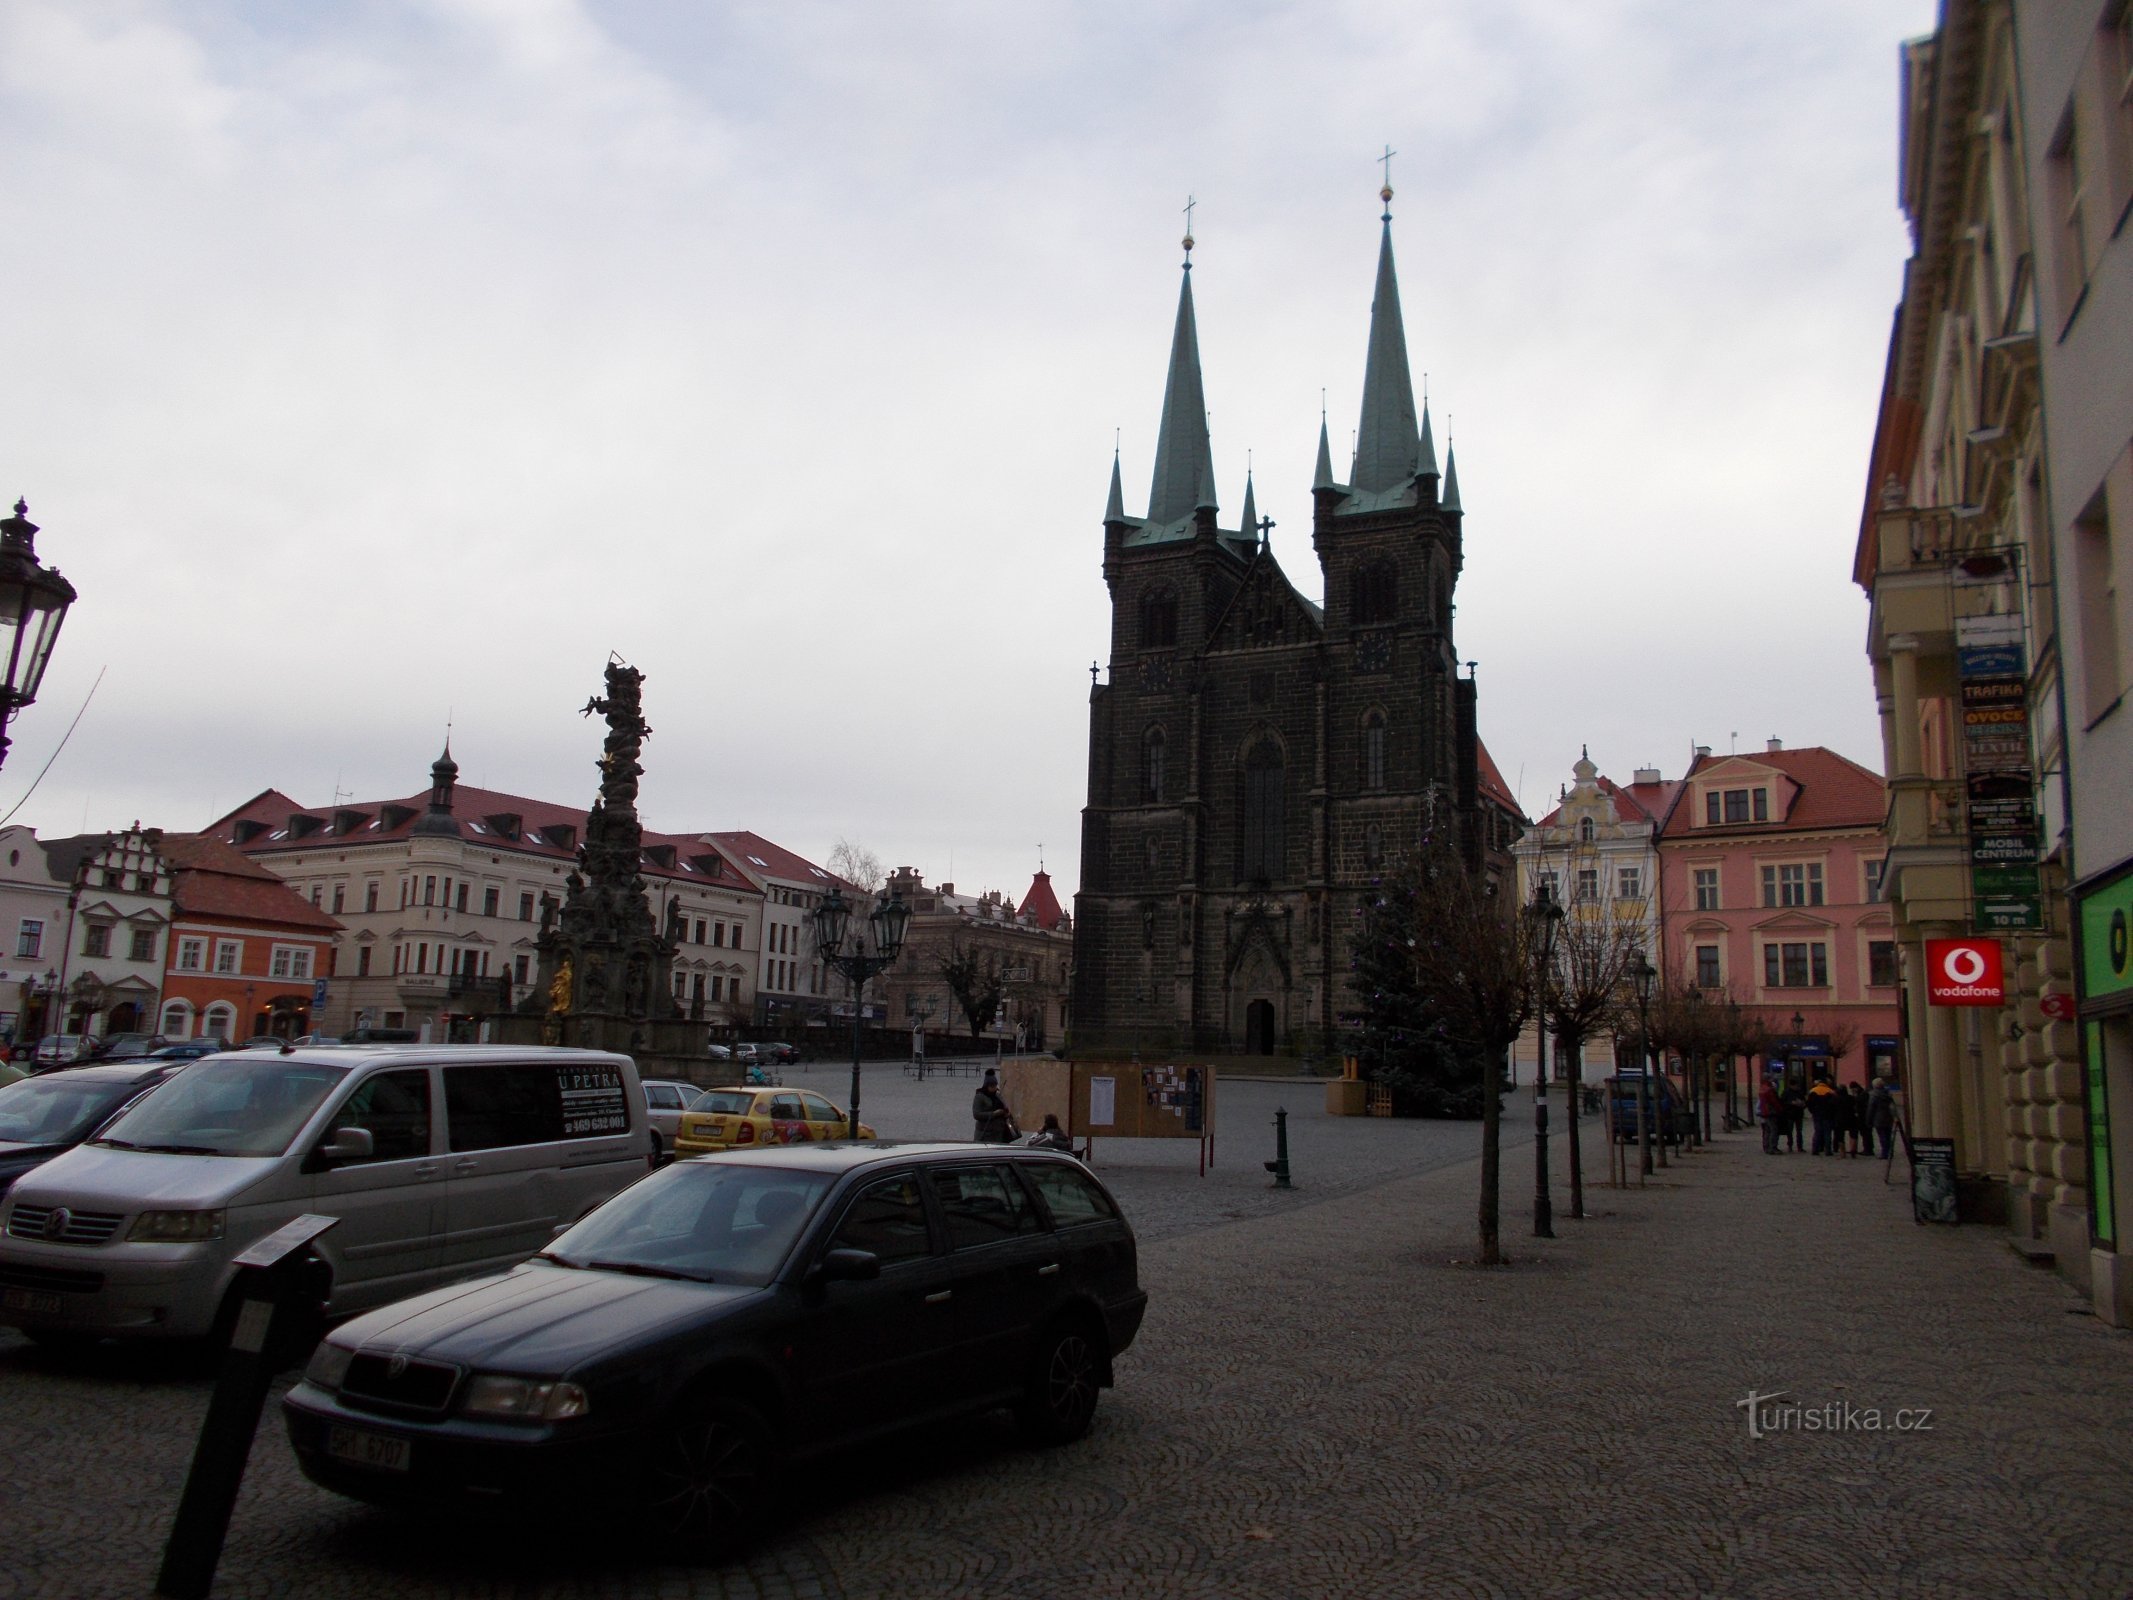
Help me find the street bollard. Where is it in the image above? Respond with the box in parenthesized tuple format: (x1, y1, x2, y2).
(1264, 1105, 1293, 1189)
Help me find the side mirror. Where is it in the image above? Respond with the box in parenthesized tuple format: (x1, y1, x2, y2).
(318, 1126, 373, 1164)
(815, 1247, 881, 1283)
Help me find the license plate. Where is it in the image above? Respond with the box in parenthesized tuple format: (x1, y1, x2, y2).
(2, 1288, 63, 1317)
(326, 1424, 412, 1473)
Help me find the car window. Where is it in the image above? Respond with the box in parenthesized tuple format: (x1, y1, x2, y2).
(930, 1165, 1041, 1250)
(0, 1074, 137, 1145)
(548, 1162, 832, 1287)
(829, 1173, 932, 1264)
(801, 1094, 842, 1124)
(769, 1093, 804, 1122)
(689, 1090, 752, 1115)
(330, 1069, 432, 1162)
(93, 1057, 349, 1158)
(1025, 1162, 1120, 1228)
(643, 1083, 681, 1111)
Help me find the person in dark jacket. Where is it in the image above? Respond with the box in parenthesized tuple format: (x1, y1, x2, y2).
(1758, 1080, 1783, 1154)
(1845, 1082, 1870, 1154)
(1782, 1081, 1808, 1151)
(1868, 1076, 1898, 1159)
(972, 1069, 1016, 1143)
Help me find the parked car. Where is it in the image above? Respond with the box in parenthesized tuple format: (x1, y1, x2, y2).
(0, 1059, 195, 1204)
(31, 1034, 99, 1068)
(284, 1142, 1148, 1553)
(640, 1079, 699, 1162)
(150, 1039, 232, 1062)
(0, 1045, 650, 1344)
(82, 1033, 168, 1062)
(732, 1044, 764, 1066)
(705, 1043, 733, 1062)
(760, 1042, 800, 1065)
(673, 1086, 874, 1157)
(1604, 1072, 1691, 1144)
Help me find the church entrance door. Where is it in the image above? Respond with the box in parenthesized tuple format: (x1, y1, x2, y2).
(1244, 999, 1276, 1055)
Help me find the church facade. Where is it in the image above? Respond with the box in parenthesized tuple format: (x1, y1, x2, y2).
(1070, 198, 1521, 1059)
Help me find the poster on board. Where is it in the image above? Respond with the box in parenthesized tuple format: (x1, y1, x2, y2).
(1910, 1137, 1959, 1224)
(1088, 1075, 1116, 1127)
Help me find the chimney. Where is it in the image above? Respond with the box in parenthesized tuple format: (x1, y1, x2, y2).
(1633, 767, 1662, 786)
(1766, 737, 1783, 753)
(1694, 744, 1711, 759)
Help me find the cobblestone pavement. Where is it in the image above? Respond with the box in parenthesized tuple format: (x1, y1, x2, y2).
(5, 1113, 2133, 1599)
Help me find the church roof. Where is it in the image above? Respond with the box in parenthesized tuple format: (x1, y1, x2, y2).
(1474, 739, 1523, 821)
(1018, 869, 1067, 931)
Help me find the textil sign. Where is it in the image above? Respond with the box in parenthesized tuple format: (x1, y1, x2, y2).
(1955, 616, 2039, 929)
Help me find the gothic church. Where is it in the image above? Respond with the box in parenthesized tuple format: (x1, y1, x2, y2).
(1070, 195, 1520, 1058)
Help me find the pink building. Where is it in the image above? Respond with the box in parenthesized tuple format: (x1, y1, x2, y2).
(1657, 743, 1901, 1090)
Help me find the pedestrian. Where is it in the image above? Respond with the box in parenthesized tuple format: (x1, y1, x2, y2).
(1030, 1112, 1075, 1154)
(971, 1068, 1016, 1143)
(1845, 1082, 1870, 1155)
(1758, 1079, 1783, 1154)
(1868, 1075, 1897, 1160)
(1806, 1076, 1839, 1155)
(1782, 1080, 1808, 1152)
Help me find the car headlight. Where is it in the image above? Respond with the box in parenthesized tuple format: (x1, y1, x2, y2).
(127, 1209, 226, 1242)
(304, 1340, 355, 1390)
(461, 1374, 591, 1422)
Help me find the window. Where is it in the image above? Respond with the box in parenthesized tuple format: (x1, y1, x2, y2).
(424, 876, 436, 906)
(1725, 790, 1749, 824)
(310, 885, 323, 906)
(2050, 107, 2093, 316)
(1241, 741, 1284, 882)
(829, 1173, 933, 1263)
(1350, 559, 1397, 625)
(1140, 587, 1178, 648)
(160, 1000, 193, 1038)
(456, 883, 469, 912)
(1536, 870, 1561, 903)
(1753, 788, 1769, 822)
(1576, 867, 1600, 902)
(483, 887, 500, 917)
(519, 892, 535, 922)
(202, 1002, 235, 1040)
(1617, 867, 1643, 901)
(1579, 817, 1595, 843)
(82, 923, 111, 958)
(1760, 863, 1824, 908)
(1764, 941, 1829, 988)
(446, 1063, 563, 1150)
(714, 922, 727, 948)
(269, 945, 312, 981)
(331, 885, 345, 915)
(514, 955, 529, 984)
(930, 1166, 1040, 1249)
(1025, 1161, 1120, 1227)
(1693, 868, 1719, 911)
(1362, 713, 1386, 790)
(357, 945, 372, 977)
(365, 882, 379, 913)
(177, 936, 206, 972)
(2076, 488, 2122, 722)
(330, 1069, 432, 1162)
(1143, 727, 1167, 803)
(694, 919, 707, 944)
(1695, 945, 1722, 988)
(1869, 941, 1899, 987)
(129, 927, 157, 963)
(15, 919, 41, 959)
(1864, 858, 1887, 902)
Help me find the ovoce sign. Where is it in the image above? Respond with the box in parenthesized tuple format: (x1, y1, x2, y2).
(1926, 937, 2005, 1006)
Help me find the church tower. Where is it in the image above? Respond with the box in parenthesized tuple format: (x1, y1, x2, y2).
(1071, 187, 1491, 1059)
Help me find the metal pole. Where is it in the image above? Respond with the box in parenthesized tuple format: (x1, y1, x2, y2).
(1637, 1005, 1654, 1182)
(847, 968, 864, 1139)
(1533, 1008, 1553, 1237)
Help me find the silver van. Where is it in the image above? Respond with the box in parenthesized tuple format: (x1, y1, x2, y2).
(0, 1045, 648, 1344)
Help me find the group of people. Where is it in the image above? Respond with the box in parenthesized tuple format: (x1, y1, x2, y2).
(1758, 1074, 1898, 1160)
(971, 1068, 1077, 1154)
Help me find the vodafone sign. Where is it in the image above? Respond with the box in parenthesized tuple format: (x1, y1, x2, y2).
(1926, 938, 2005, 1006)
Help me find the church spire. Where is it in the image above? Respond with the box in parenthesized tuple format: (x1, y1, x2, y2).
(1105, 447, 1125, 523)
(1442, 445, 1462, 514)
(1313, 413, 1337, 490)
(1351, 191, 1421, 494)
(1146, 221, 1215, 525)
(1418, 400, 1439, 481)
(1238, 469, 1259, 545)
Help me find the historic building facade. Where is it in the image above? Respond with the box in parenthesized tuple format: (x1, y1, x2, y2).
(874, 866, 1074, 1051)
(158, 832, 342, 1042)
(1071, 197, 1518, 1058)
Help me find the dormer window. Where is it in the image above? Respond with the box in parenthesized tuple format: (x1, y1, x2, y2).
(1704, 787, 1770, 825)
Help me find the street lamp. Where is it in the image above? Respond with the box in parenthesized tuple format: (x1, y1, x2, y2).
(1524, 876, 1564, 1237)
(0, 502, 76, 772)
(1631, 953, 1656, 1182)
(810, 884, 911, 1140)
(1685, 982, 1710, 1145)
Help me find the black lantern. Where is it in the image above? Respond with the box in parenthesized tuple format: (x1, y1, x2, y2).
(810, 885, 852, 960)
(0, 501, 75, 768)
(868, 888, 910, 963)
(1631, 954, 1656, 1008)
(1791, 1010, 1805, 1042)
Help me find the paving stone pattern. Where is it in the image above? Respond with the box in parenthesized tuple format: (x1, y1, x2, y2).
(3, 1102, 2131, 1598)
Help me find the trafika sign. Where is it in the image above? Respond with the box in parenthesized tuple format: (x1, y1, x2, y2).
(1926, 938, 2005, 1006)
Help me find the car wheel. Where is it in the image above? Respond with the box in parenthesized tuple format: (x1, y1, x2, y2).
(1018, 1316, 1103, 1445)
(649, 1130, 665, 1165)
(642, 1394, 774, 1556)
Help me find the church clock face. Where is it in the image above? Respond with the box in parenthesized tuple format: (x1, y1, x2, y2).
(1354, 632, 1392, 672)
(1137, 655, 1173, 692)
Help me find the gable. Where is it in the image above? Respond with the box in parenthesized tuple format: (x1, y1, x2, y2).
(1205, 555, 1324, 654)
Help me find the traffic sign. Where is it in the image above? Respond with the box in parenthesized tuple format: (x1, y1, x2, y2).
(1926, 937, 2005, 1006)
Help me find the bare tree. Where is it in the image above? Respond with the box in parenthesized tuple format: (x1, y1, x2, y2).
(1541, 907, 1648, 1217)
(827, 838, 884, 894)
(939, 941, 1005, 1041)
(1396, 836, 1539, 1267)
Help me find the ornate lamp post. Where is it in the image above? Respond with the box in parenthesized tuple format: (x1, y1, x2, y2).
(1525, 877, 1564, 1237)
(810, 884, 912, 1140)
(1631, 953, 1656, 1182)
(0, 502, 76, 772)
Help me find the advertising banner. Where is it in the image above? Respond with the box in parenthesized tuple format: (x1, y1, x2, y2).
(1926, 937, 2005, 1006)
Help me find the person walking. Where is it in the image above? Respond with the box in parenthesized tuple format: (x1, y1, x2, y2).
(1782, 1080, 1808, 1152)
(1845, 1082, 1870, 1155)
(971, 1068, 1016, 1143)
(1868, 1075, 1898, 1160)
(1758, 1079, 1783, 1154)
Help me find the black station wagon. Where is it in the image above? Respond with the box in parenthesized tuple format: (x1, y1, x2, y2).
(284, 1142, 1148, 1551)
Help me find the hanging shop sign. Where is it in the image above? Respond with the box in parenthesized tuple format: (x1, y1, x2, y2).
(1955, 617, 2040, 929)
(1926, 936, 2006, 1006)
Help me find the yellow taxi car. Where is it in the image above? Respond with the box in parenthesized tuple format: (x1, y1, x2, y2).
(671, 1085, 875, 1157)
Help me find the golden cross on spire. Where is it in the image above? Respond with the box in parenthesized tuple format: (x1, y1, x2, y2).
(1379, 144, 1397, 216)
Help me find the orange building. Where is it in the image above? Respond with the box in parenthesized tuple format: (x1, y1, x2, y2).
(157, 833, 342, 1042)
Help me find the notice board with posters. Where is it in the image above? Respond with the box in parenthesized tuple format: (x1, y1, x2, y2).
(1002, 1061, 1217, 1173)
(1910, 1136, 1959, 1225)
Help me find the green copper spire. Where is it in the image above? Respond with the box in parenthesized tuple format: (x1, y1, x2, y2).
(1313, 415, 1337, 490)
(1146, 236, 1215, 526)
(1238, 469, 1259, 544)
(1351, 211, 1420, 494)
(1418, 401, 1439, 481)
(1442, 444, 1462, 514)
(1105, 448, 1125, 523)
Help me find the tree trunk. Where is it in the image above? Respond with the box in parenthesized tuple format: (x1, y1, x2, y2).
(1563, 1028, 1586, 1220)
(1478, 1046, 1504, 1265)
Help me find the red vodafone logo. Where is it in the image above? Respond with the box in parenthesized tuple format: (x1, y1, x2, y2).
(1926, 938, 2005, 1006)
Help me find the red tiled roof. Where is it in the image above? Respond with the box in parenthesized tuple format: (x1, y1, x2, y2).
(1658, 747, 1886, 840)
(702, 832, 848, 894)
(1474, 739, 1524, 820)
(162, 832, 343, 933)
(1018, 869, 1066, 931)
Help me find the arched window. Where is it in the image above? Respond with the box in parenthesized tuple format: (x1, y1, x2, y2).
(1579, 817, 1595, 843)
(1140, 587, 1178, 648)
(1241, 740, 1285, 882)
(1362, 711, 1387, 790)
(1143, 727, 1167, 803)
(160, 999, 194, 1038)
(201, 1002, 236, 1043)
(1351, 560, 1397, 626)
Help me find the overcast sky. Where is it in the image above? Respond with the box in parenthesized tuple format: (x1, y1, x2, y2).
(1, 0, 1934, 904)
